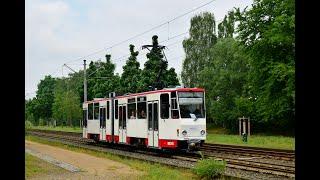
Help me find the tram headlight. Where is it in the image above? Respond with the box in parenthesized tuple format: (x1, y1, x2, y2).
(200, 130, 206, 135)
(182, 130, 187, 136)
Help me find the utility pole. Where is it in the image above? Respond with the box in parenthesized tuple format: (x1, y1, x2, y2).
(83, 60, 87, 102)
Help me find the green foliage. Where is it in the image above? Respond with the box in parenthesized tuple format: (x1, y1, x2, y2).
(206, 126, 295, 149)
(87, 54, 121, 98)
(141, 35, 180, 90)
(25, 153, 67, 178)
(180, 0, 295, 133)
(67, 70, 84, 103)
(38, 118, 45, 126)
(236, 0, 295, 131)
(25, 121, 33, 129)
(218, 9, 239, 38)
(193, 159, 226, 179)
(29, 126, 82, 133)
(182, 12, 217, 87)
(120, 44, 143, 93)
(25, 98, 38, 125)
(25, 77, 56, 126)
(199, 38, 250, 130)
(35, 75, 56, 120)
(52, 78, 82, 127)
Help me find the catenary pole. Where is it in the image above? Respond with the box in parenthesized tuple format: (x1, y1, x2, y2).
(83, 60, 87, 102)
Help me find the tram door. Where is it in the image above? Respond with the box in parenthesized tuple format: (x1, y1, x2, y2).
(119, 105, 127, 143)
(147, 101, 159, 147)
(105, 101, 111, 141)
(99, 107, 106, 141)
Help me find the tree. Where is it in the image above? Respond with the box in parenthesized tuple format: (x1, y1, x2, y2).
(236, 0, 295, 131)
(199, 38, 250, 131)
(52, 78, 67, 126)
(35, 75, 56, 122)
(120, 44, 143, 93)
(68, 70, 84, 103)
(87, 54, 120, 98)
(141, 35, 179, 90)
(52, 78, 82, 126)
(25, 98, 38, 124)
(181, 12, 218, 87)
(217, 9, 239, 38)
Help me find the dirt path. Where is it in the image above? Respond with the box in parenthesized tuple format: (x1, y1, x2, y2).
(25, 140, 142, 180)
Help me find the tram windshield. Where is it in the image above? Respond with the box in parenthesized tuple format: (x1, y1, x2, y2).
(178, 92, 205, 118)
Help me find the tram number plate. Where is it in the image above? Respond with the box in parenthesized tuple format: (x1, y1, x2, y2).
(167, 141, 174, 145)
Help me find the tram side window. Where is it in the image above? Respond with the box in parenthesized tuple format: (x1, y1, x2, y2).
(83, 110, 87, 127)
(115, 100, 118, 119)
(94, 103, 99, 120)
(171, 92, 179, 119)
(88, 103, 93, 120)
(128, 98, 136, 119)
(137, 96, 147, 119)
(160, 94, 169, 119)
(107, 101, 110, 120)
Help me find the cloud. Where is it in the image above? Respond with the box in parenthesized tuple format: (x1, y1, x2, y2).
(25, 0, 253, 99)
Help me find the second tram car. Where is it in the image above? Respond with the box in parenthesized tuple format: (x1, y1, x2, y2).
(82, 87, 206, 150)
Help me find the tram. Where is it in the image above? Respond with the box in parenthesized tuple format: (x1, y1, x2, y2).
(82, 87, 206, 150)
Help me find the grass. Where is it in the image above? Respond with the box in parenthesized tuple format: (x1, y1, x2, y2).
(25, 135, 197, 180)
(29, 125, 82, 133)
(25, 153, 68, 178)
(206, 127, 295, 150)
(193, 159, 226, 179)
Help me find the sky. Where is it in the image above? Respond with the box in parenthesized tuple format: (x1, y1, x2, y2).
(25, 0, 253, 99)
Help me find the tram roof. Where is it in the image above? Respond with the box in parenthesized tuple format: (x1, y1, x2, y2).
(84, 87, 204, 103)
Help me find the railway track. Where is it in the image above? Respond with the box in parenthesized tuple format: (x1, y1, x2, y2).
(26, 129, 295, 179)
(201, 143, 295, 161)
(27, 129, 82, 137)
(172, 151, 295, 178)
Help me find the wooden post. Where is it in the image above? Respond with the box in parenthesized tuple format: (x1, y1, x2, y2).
(239, 118, 241, 136)
(248, 118, 250, 136)
(243, 119, 246, 134)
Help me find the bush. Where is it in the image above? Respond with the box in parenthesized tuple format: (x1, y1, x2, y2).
(193, 158, 226, 179)
(25, 120, 33, 129)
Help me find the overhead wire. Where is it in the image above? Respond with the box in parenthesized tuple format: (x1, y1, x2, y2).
(62, 0, 216, 65)
(86, 31, 190, 77)
(50, 1, 224, 80)
(64, 13, 224, 72)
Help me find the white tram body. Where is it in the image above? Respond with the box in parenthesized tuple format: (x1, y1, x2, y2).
(82, 87, 206, 150)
